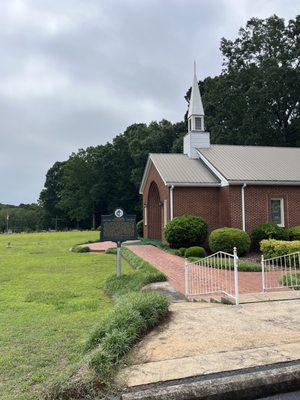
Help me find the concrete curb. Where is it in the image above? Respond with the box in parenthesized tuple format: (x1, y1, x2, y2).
(121, 362, 300, 400)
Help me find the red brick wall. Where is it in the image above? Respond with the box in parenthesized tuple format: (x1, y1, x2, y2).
(173, 187, 220, 231)
(219, 186, 230, 227)
(228, 186, 243, 229)
(242, 185, 300, 232)
(142, 161, 300, 239)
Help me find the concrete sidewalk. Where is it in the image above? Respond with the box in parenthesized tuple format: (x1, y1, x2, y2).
(118, 300, 300, 388)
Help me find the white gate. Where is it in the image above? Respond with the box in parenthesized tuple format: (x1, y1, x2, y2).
(184, 247, 239, 305)
(261, 252, 300, 292)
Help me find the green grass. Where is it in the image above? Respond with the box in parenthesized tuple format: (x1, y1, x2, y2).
(0, 231, 133, 400)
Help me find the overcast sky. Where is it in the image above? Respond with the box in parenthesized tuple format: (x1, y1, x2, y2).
(0, 0, 298, 205)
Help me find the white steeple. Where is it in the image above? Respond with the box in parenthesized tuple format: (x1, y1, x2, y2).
(184, 62, 210, 158)
(187, 61, 205, 131)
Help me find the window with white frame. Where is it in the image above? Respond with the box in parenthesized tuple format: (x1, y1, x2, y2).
(270, 198, 284, 226)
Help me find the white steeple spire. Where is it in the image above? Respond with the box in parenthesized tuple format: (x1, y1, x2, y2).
(183, 62, 210, 157)
(187, 61, 204, 129)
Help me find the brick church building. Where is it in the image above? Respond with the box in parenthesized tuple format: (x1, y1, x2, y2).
(140, 67, 300, 240)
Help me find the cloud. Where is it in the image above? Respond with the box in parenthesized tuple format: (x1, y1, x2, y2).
(0, 0, 297, 204)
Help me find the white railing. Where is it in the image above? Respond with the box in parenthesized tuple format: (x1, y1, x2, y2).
(261, 252, 300, 292)
(184, 247, 239, 305)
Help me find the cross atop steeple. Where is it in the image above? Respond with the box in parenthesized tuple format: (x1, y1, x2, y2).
(188, 62, 204, 131)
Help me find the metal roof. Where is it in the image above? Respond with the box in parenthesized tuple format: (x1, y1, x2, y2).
(198, 145, 300, 183)
(139, 154, 219, 193)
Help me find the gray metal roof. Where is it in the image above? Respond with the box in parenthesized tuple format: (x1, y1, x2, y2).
(149, 153, 219, 185)
(198, 145, 300, 183)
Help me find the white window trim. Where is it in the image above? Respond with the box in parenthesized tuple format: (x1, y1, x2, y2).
(270, 197, 285, 227)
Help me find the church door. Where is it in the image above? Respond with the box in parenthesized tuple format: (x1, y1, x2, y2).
(148, 182, 162, 240)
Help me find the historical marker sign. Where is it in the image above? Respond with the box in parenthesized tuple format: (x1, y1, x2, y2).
(100, 208, 137, 243)
(100, 208, 137, 278)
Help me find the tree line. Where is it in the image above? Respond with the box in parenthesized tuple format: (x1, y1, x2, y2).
(2, 15, 299, 232)
(0, 204, 45, 233)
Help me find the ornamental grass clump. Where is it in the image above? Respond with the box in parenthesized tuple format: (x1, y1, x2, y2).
(281, 272, 300, 288)
(209, 227, 250, 256)
(86, 292, 170, 382)
(164, 215, 208, 248)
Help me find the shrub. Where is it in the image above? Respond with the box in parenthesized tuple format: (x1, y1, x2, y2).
(289, 226, 300, 241)
(71, 245, 90, 253)
(164, 215, 208, 248)
(260, 239, 300, 259)
(209, 227, 251, 256)
(105, 247, 117, 254)
(86, 292, 170, 381)
(185, 246, 207, 258)
(179, 247, 187, 257)
(251, 222, 288, 250)
(137, 220, 143, 238)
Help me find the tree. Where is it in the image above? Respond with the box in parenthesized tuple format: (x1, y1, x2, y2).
(187, 15, 300, 146)
(0, 203, 45, 232)
(58, 150, 96, 227)
(39, 161, 68, 228)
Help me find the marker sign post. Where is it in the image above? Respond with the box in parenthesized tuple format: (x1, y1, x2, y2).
(101, 208, 137, 278)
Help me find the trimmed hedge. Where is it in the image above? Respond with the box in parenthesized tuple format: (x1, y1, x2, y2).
(260, 239, 300, 259)
(251, 222, 288, 250)
(164, 215, 208, 248)
(86, 292, 170, 381)
(185, 246, 207, 258)
(137, 220, 143, 238)
(209, 227, 251, 256)
(289, 226, 300, 241)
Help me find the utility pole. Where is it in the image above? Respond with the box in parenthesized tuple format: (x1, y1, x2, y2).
(6, 213, 9, 234)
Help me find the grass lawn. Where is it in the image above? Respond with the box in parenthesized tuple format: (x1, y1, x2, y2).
(0, 231, 132, 400)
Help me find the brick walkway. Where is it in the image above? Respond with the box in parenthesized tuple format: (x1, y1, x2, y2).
(129, 245, 186, 294)
(129, 245, 284, 296)
(86, 241, 116, 252)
